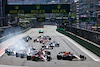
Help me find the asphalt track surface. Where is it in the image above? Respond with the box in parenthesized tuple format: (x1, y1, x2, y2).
(0, 24, 100, 67)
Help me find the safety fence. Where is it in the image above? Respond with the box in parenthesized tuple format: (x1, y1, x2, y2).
(57, 28, 100, 57)
(66, 26, 100, 45)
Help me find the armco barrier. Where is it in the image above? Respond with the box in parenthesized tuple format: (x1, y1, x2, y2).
(57, 29, 100, 57)
(0, 27, 31, 43)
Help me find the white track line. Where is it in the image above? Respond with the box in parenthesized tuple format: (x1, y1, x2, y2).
(0, 52, 5, 57)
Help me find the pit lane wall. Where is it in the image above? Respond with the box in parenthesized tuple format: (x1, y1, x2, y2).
(0, 27, 31, 43)
(56, 28, 100, 57)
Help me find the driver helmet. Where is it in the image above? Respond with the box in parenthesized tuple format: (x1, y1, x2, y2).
(68, 51, 70, 54)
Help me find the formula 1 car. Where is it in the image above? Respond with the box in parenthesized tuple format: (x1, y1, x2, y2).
(5, 45, 19, 56)
(41, 42, 54, 49)
(57, 52, 86, 61)
(34, 38, 40, 42)
(42, 45, 53, 50)
(38, 35, 45, 38)
(5, 46, 26, 56)
(5, 49, 17, 56)
(27, 50, 52, 61)
(34, 36, 51, 43)
(16, 47, 37, 58)
(50, 41, 60, 47)
(16, 50, 27, 58)
(5, 39, 34, 57)
(40, 36, 51, 43)
(5, 45, 14, 53)
(44, 36, 51, 40)
(40, 39, 50, 44)
(32, 54, 51, 61)
(39, 29, 44, 33)
(34, 35, 45, 42)
(23, 36, 32, 42)
(38, 35, 51, 40)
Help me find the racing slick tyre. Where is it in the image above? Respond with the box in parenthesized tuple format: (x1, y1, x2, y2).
(26, 40, 28, 42)
(56, 44, 59, 47)
(27, 56, 31, 60)
(42, 46, 45, 48)
(34, 40, 36, 42)
(42, 46, 46, 49)
(45, 51, 51, 55)
(20, 54, 24, 58)
(52, 47, 53, 49)
(50, 46, 53, 50)
(47, 56, 51, 61)
(16, 53, 19, 57)
(51, 47, 53, 49)
(5, 49, 8, 53)
(39, 32, 43, 33)
(49, 38, 51, 40)
(57, 55, 62, 60)
(34, 57, 38, 61)
(47, 52, 51, 55)
(7, 52, 10, 55)
(80, 55, 86, 61)
(30, 38, 32, 40)
(40, 41, 42, 43)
